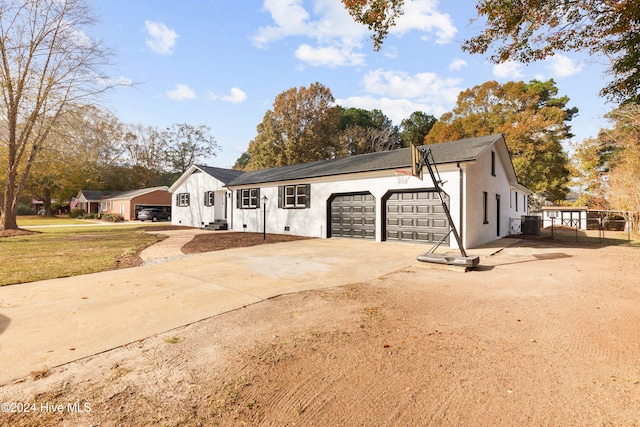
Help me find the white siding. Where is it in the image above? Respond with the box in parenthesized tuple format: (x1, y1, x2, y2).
(462, 146, 521, 249)
(171, 171, 229, 228)
(232, 167, 465, 248)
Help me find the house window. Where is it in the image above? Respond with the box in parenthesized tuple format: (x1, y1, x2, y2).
(177, 193, 190, 207)
(237, 188, 259, 209)
(280, 184, 310, 209)
(491, 151, 496, 176)
(204, 191, 214, 206)
(483, 191, 489, 224)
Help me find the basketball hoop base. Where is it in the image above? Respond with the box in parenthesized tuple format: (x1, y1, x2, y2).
(417, 252, 480, 268)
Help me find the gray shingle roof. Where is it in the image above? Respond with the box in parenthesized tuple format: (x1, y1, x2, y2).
(79, 190, 118, 200)
(195, 165, 244, 184)
(109, 186, 169, 200)
(79, 187, 169, 201)
(227, 134, 503, 186)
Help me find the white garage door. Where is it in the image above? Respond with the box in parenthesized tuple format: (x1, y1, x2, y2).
(385, 191, 449, 244)
(330, 193, 376, 239)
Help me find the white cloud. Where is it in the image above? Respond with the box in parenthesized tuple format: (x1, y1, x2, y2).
(295, 44, 365, 67)
(362, 69, 462, 104)
(337, 95, 449, 124)
(208, 87, 248, 104)
(222, 87, 247, 104)
(391, 0, 457, 44)
(96, 76, 134, 87)
(253, 0, 365, 48)
(336, 68, 464, 123)
(145, 20, 179, 55)
(166, 84, 196, 101)
(253, 0, 365, 68)
(546, 54, 583, 77)
(493, 60, 524, 79)
(253, 0, 458, 67)
(449, 58, 468, 71)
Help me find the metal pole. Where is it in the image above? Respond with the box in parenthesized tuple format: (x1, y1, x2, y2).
(422, 149, 467, 257)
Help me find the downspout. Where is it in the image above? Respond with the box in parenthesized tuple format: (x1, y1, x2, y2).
(228, 190, 233, 231)
(458, 162, 464, 249)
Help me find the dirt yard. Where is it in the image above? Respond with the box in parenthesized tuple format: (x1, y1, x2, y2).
(1, 238, 639, 426)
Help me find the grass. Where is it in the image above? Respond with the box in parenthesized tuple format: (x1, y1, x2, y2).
(0, 218, 167, 286)
(16, 215, 93, 226)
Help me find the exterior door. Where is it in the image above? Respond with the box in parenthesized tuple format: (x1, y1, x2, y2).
(329, 193, 376, 239)
(384, 190, 450, 244)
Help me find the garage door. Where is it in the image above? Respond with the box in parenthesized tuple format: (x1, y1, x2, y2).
(330, 193, 376, 239)
(385, 191, 449, 244)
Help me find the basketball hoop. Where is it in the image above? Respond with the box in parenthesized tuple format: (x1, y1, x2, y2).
(394, 169, 412, 184)
(411, 142, 423, 180)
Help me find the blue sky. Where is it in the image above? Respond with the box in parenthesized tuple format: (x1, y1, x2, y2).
(90, 0, 613, 168)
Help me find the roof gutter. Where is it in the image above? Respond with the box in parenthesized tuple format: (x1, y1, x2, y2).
(458, 162, 464, 249)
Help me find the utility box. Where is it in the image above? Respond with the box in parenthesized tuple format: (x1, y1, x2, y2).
(522, 216, 541, 236)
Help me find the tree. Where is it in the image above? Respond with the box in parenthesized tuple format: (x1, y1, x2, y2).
(576, 105, 640, 234)
(24, 105, 128, 215)
(162, 123, 219, 175)
(338, 107, 400, 155)
(0, 0, 114, 230)
(399, 111, 436, 147)
(233, 152, 251, 170)
(571, 136, 619, 208)
(341, 0, 404, 50)
(343, 0, 640, 104)
(425, 79, 576, 202)
(244, 83, 341, 170)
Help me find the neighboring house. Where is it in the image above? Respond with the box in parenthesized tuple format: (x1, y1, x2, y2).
(75, 190, 118, 215)
(168, 165, 244, 228)
(225, 134, 531, 250)
(75, 187, 172, 220)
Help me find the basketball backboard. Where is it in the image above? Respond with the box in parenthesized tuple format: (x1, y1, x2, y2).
(410, 142, 423, 180)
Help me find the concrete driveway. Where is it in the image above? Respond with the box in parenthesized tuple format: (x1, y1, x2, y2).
(0, 237, 451, 385)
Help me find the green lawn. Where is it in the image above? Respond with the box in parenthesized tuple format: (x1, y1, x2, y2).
(0, 222, 166, 286)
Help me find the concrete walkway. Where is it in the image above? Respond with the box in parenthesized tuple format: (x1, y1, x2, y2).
(139, 228, 211, 264)
(0, 232, 516, 385)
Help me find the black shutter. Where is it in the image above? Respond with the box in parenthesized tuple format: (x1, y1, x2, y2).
(236, 190, 241, 209)
(256, 188, 260, 209)
(278, 186, 283, 208)
(305, 184, 311, 208)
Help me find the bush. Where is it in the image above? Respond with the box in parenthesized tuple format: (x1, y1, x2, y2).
(69, 209, 85, 218)
(17, 204, 36, 215)
(101, 213, 124, 222)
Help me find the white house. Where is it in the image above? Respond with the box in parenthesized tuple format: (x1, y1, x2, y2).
(168, 165, 244, 229)
(225, 134, 531, 250)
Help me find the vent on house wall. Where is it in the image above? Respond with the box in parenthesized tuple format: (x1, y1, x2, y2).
(284, 226, 290, 231)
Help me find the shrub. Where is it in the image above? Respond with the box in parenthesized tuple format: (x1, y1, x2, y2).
(69, 209, 85, 218)
(17, 204, 36, 215)
(101, 213, 125, 222)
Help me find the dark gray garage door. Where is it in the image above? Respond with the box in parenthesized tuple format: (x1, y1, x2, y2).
(385, 191, 449, 243)
(330, 193, 375, 239)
